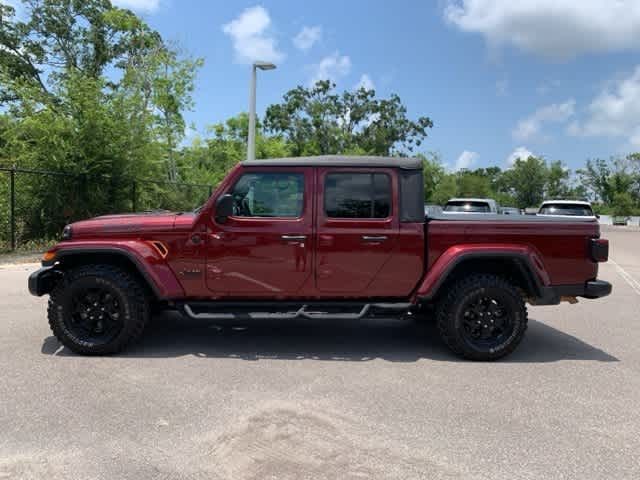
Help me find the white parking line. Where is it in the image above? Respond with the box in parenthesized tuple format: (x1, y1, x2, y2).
(609, 258, 640, 296)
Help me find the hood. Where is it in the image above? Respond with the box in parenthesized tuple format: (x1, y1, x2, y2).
(69, 211, 184, 238)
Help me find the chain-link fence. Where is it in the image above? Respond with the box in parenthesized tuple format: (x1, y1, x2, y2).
(0, 167, 213, 252)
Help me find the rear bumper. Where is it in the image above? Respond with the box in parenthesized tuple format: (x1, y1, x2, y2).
(533, 280, 612, 305)
(582, 280, 613, 299)
(28, 266, 61, 297)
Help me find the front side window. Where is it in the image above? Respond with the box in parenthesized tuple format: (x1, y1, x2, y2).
(229, 172, 304, 217)
(324, 173, 391, 218)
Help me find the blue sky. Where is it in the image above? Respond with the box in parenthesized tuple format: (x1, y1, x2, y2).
(110, 0, 640, 171)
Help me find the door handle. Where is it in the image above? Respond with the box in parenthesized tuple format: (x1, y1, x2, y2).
(281, 235, 307, 242)
(361, 235, 388, 242)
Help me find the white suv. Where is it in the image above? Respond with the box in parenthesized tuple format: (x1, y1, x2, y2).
(537, 200, 595, 218)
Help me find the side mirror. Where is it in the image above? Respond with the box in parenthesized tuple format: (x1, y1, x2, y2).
(215, 194, 234, 223)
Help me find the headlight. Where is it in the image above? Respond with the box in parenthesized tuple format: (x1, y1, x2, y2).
(62, 225, 72, 240)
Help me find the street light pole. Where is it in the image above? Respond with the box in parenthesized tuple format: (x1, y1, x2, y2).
(247, 61, 276, 161)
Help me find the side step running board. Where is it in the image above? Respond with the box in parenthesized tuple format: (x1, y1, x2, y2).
(180, 302, 412, 321)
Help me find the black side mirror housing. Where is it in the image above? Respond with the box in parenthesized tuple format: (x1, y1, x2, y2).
(215, 194, 234, 223)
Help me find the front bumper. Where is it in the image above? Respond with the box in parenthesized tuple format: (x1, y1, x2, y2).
(533, 280, 612, 305)
(28, 266, 61, 296)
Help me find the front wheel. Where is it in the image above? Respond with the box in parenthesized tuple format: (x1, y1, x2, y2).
(436, 274, 528, 361)
(48, 265, 149, 355)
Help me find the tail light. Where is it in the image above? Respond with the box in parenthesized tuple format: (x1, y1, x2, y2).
(590, 238, 609, 262)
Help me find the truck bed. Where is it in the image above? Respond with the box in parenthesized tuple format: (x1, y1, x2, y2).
(428, 213, 598, 223)
(425, 212, 601, 286)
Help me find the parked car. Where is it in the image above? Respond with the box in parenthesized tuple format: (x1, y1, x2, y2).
(500, 207, 521, 215)
(29, 155, 611, 361)
(443, 198, 498, 213)
(538, 200, 596, 218)
(424, 204, 442, 216)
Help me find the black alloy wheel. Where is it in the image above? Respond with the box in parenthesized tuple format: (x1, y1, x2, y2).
(67, 286, 124, 345)
(436, 274, 528, 361)
(48, 264, 149, 355)
(460, 294, 514, 349)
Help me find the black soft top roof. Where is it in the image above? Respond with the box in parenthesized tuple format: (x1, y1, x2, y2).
(242, 155, 422, 170)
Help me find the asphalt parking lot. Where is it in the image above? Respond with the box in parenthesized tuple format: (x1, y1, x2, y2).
(1, 226, 639, 480)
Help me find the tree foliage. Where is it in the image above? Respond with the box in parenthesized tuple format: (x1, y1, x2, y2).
(0, 0, 202, 241)
(264, 80, 433, 156)
(578, 155, 639, 204)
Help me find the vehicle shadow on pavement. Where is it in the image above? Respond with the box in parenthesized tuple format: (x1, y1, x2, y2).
(41, 312, 618, 363)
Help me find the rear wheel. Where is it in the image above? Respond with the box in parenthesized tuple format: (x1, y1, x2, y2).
(48, 265, 149, 355)
(436, 274, 527, 361)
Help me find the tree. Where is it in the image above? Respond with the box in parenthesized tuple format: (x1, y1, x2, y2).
(611, 192, 635, 217)
(577, 155, 637, 204)
(178, 113, 291, 188)
(546, 160, 572, 198)
(264, 80, 433, 156)
(502, 156, 548, 208)
(418, 152, 445, 201)
(0, 0, 161, 105)
(455, 170, 492, 197)
(124, 44, 202, 180)
(0, 0, 200, 178)
(430, 174, 457, 205)
(0, 0, 202, 241)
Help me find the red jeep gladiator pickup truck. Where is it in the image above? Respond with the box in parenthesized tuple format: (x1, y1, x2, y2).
(29, 156, 611, 360)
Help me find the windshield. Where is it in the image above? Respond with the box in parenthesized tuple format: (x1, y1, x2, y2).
(444, 201, 491, 213)
(539, 204, 594, 216)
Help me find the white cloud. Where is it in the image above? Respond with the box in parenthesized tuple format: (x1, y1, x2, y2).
(512, 99, 575, 141)
(222, 6, 284, 65)
(569, 66, 640, 147)
(454, 150, 479, 171)
(506, 146, 534, 166)
(293, 26, 322, 52)
(354, 74, 375, 91)
(309, 52, 351, 86)
(444, 0, 640, 59)
(112, 0, 161, 12)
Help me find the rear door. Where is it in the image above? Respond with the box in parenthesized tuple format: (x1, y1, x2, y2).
(206, 167, 313, 296)
(315, 167, 399, 294)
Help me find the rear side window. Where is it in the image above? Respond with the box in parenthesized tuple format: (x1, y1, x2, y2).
(324, 173, 391, 218)
(229, 172, 304, 217)
(539, 204, 594, 216)
(444, 201, 490, 213)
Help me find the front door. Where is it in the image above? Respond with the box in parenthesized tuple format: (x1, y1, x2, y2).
(206, 167, 313, 296)
(315, 168, 399, 294)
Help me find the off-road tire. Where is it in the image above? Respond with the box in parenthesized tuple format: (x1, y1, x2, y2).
(48, 264, 149, 355)
(436, 274, 528, 361)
